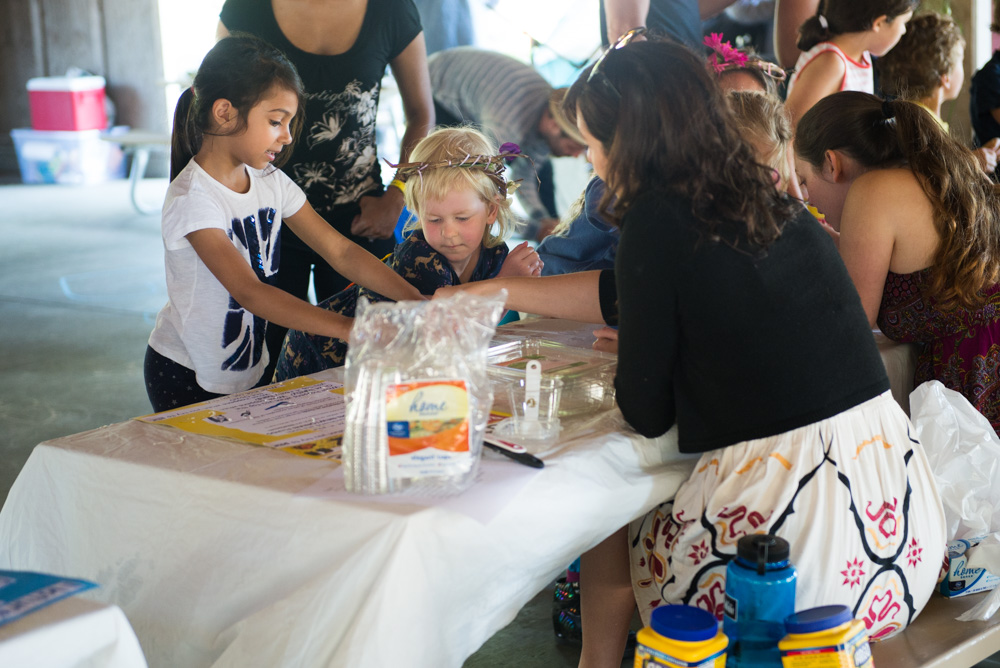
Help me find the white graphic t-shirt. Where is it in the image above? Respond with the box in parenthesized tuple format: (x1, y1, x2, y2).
(148, 160, 306, 394)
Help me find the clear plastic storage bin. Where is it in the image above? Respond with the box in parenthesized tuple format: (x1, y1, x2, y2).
(487, 338, 617, 417)
(11, 127, 126, 184)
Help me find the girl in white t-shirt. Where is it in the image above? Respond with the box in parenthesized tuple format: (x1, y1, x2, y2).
(145, 35, 422, 411)
(784, 0, 917, 127)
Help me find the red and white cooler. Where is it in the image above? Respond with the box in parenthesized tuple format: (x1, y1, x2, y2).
(27, 76, 107, 131)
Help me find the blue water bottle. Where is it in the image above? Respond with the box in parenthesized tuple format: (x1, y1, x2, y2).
(723, 534, 796, 667)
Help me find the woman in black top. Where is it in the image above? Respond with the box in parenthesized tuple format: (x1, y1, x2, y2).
(442, 38, 945, 666)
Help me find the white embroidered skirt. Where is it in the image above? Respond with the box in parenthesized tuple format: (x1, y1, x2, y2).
(630, 392, 946, 640)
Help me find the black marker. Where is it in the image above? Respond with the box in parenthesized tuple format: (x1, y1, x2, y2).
(483, 437, 545, 469)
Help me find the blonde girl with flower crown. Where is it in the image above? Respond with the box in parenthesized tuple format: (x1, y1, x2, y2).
(274, 126, 542, 379)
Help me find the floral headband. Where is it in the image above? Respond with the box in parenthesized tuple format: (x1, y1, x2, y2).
(387, 142, 529, 199)
(703, 33, 787, 82)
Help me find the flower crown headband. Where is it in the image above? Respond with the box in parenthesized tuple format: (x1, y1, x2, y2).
(387, 142, 530, 199)
(703, 33, 787, 82)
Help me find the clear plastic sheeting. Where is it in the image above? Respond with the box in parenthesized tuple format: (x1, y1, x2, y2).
(343, 291, 506, 495)
(909, 381, 1000, 621)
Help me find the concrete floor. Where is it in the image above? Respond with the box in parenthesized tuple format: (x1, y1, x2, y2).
(0, 177, 622, 667)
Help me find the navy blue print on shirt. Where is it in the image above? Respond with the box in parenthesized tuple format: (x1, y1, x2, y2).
(221, 208, 281, 372)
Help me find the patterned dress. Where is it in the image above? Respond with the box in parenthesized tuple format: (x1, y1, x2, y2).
(878, 268, 1000, 431)
(630, 394, 945, 642)
(274, 231, 508, 380)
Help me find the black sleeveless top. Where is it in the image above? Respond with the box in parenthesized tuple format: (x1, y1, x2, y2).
(220, 0, 422, 228)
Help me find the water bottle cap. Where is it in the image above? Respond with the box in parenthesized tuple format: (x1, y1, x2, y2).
(785, 605, 853, 634)
(650, 605, 719, 642)
(736, 534, 790, 568)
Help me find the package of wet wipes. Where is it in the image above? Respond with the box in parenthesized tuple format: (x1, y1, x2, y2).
(941, 537, 1000, 598)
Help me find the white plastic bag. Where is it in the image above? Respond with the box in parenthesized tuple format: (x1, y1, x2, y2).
(910, 381, 1000, 620)
(342, 291, 506, 495)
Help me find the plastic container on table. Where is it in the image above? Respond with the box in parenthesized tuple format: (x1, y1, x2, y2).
(634, 604, 728, 667)
(723, 534, 797, 667)
(486, 338, 616, 417)
(10, 127, 126, 185)
(27, 76, 107, 131)
(779, 605, 873, 668)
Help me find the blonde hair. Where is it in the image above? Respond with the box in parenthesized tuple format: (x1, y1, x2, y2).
(727, 91, 793, 187)
(402, 126, 519, 248)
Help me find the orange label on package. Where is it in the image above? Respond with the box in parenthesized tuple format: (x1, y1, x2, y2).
(385, 380, 470, 458)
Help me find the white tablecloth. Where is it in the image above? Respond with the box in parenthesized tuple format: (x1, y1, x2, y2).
(0, 356, 695, 667)
(0, 320, 919, 667)
(0, 595, 147, 668)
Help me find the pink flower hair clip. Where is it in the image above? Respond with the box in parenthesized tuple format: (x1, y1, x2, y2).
(702, 33, 786, 82)
(704, 33, 748, 73)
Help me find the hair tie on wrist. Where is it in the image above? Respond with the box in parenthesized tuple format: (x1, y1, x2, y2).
(817, 14, 829, 30)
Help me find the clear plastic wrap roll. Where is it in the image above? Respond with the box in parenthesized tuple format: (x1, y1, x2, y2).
(343, 291, 506, 495)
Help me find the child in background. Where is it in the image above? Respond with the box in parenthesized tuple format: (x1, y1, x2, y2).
(729, 90, 794, 190)
(536, 177, 618, 276)
(971, 2, 1000, 147)
(273, 127, 542, 380)
(784, 0, 917, 126)
(878, 12, 1000, 172)
(144, 35, 423, 412)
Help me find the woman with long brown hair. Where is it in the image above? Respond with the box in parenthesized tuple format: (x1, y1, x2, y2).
(442, 37, 946, 666)
(796, 91, 1000, 431)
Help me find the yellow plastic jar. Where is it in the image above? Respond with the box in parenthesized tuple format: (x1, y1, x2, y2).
(633, 604, 728, 668)
(779, 605, 873, 668)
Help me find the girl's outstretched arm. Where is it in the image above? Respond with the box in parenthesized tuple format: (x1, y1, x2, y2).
(435, 271, 605, 323)
(285, 201, 424, 302)
(187, 228, 352, 340)
(784, 52, 845, 128)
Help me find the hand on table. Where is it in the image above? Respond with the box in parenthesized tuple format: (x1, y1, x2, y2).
(497, 241, 543, 278)
(592, 326, 618, 354)
(350, 190, 404, 240)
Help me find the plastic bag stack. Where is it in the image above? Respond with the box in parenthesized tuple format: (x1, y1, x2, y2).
(342, 291, 506, 495)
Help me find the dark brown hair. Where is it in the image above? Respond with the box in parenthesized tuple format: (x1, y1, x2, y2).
(877, 12, 965, 101)
(797, 0, 920, 52)
(796, 92, 1000, 308)
(170, 34, 305, 181)
(564, 38, 795, 248)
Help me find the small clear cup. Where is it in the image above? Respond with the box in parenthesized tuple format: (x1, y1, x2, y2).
(494, 376, 562, 442)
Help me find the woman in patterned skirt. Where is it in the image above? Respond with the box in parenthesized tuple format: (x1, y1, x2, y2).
(442, 37, 947, 667)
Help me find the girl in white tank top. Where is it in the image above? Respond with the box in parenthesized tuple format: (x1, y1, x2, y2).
(784, 0, 918, 126)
